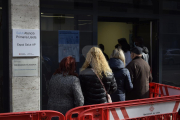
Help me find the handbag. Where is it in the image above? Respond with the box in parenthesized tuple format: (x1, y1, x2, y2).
(92, 69, 112, 103)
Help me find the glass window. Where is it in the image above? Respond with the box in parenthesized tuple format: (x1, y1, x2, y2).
(170, 50, 180, 54)
(162, 17, 180, 87)
(41, 0, 93, 10)
(98, 0, 159, 14)
(162, 0, 180, 15)
(41, 13, 93, 109)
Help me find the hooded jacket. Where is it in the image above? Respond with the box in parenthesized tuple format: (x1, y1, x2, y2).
(79, 68, 117, 105)
(109, 58, 133, 101)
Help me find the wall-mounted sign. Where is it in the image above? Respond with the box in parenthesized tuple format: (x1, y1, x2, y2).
(58, 30, 79, 62)
(12, 58, 38, 77)
(12, 29, 40, 57)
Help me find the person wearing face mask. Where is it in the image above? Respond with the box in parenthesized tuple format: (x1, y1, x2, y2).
(118, 38, 131, 66)
(126, 46, 152, 100)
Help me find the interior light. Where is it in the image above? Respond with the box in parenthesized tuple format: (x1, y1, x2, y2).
(41, 15, 74, 18)
(0, 7, 2, 9)
(78, 23, 87, 25)
(78, 20, 92, 21)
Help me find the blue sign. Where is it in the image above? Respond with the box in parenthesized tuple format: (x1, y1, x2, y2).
(58, 30, 80, 62)
(58, 30, 79, 44)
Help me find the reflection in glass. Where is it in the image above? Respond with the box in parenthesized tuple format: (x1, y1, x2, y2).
(162, 18, 180, 87)
(41, 13, 93, 109)
(98, 0, 159, 14)
(41, 0, 93, 10)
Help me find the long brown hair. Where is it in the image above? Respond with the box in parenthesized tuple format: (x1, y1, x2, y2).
(54, 56, 78, 77)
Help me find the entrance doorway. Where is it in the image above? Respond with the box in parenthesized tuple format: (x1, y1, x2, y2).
(97, 17, 159, 82)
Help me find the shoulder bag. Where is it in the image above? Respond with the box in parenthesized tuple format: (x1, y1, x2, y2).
(92, 69, 112, 103)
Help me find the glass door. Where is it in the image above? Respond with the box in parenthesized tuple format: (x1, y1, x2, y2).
(132, 20, 159, 82)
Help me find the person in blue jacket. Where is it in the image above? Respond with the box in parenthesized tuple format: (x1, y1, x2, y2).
(109, 49, 133, 101)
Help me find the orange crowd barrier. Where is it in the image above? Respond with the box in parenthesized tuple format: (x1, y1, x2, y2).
(77, 95, 180, 120)
(66, 83, 180, 120)
(149, 82, 180, 97)
(1, 83, 180, 120)
(0, 110, 65, 120)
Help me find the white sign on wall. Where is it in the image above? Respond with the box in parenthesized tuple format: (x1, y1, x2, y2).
(12, 58, 38, 77)
(12, 29, 40, 57)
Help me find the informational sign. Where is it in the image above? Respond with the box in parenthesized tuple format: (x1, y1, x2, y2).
(12, 58, 38, 77)
(13, 29, 40, 57)
(58, 30, 79, 62)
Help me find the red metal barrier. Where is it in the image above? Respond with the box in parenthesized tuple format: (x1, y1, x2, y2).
(149, 82, 180, 97)
(66, 83, 180, 120)
(1, 83, 180, 120)
(0, 110, 65, 120)
(66, 99, 160, 120)
(77, 95, 180, 120)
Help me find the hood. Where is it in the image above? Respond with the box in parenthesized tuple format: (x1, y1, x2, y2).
(109, 58, 124, 70)
(142, 46, 149, 54)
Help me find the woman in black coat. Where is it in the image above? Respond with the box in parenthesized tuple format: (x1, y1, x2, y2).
(109, 49, 133, 101)
(80, 47, 117, 105)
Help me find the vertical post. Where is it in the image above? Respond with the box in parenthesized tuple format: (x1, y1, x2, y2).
(93, 0, 98, 45)
(2, 0, 10, 113)
(150, 21, 153, 69)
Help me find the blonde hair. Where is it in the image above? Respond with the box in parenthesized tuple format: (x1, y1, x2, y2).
(111, 49, 126, 66)
(81, 47, 112, 79)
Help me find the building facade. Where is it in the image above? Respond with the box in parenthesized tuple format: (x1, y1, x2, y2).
(1, 0, 180, 112)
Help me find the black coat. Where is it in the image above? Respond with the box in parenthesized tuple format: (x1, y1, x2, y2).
(109, 58, 133, 101)
(79, 69, 117, 105)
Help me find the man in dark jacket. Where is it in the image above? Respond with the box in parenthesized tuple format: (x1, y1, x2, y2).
(126, 46, 152, 100)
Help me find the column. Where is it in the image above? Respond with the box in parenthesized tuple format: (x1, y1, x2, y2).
(9, 0, 40, 112)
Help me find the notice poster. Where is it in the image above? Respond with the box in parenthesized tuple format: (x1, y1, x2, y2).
(58, 30, 79, 62)
(12, 58, 38, 77)
(12, 29, 40, 57)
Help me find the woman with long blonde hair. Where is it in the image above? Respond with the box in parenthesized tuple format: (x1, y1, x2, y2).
(109, 49, 133, 101)
(80, 47, 117, 105)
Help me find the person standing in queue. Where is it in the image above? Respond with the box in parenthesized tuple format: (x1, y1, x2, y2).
(99, 44, 109, 61)
(80, 47, 117, 105)
(47, 56, 84, 115)
(118, 38, 132, 66)
(133, 36, 149, 64)
(126, 46, 152, 100)
(109, 49, 133, 101)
